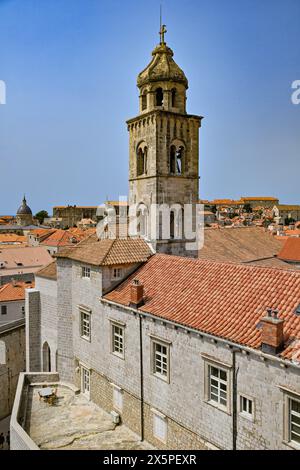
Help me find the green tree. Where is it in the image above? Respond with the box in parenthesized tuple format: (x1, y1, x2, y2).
(243, 203, 252, 213)
(35, 210, 49, 224)
(285, 217, 295, 226)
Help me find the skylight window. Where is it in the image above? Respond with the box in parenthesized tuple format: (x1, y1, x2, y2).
(295, 304, 300, 316)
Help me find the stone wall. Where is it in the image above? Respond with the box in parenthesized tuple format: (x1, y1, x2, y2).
(0, 320, 25, 419)
(37, 276, 58, 372)
(77, 299, 300, 450)
(25, 289, 41, 371)
(0, 299, 24, 325)
(56, 258, 74, 382)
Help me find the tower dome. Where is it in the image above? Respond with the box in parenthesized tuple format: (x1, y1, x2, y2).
(136, 25, 188, 115)
(17, 196, 32, 215)
(137, 42, 188, 90)
(16, 195, 33, 226)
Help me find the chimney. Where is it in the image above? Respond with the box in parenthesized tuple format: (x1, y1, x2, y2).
(130, 279, 144, 308)
(261, 308, 284, 355)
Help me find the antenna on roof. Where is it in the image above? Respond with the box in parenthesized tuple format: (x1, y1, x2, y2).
(159, 2, 167, 44)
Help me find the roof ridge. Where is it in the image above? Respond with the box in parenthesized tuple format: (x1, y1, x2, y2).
(153, 253, 300, 274)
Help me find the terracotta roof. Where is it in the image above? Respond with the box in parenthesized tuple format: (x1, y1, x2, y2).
(30, 228, 56, 239)
(198, 226, 286, 267)
(210, 199, 241, 205)
(278, 238, 300, 263)
(35, 261, 57, 280)
(0, 246, 53, 276)
(276, 205, 300, 211)
(105, 201, 129, 206)
(284, 229, 300, 237)
(56, 234, 153, 266)
(104, 254, 300, 361)
(241, 197, 278, 201)
(0, 234, 26, 244)
(53, 206, 98, 209)
(0, 280, 34, 302)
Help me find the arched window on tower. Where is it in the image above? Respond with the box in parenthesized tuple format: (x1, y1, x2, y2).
(156, 87, 163, 106)
(170, 146, 176, 174)
(142, 93, 147, 111)
(137, 143, 148, 176)
(170, 211, 175, 239)
(171, 88, 177, 108)
(170, 143, 185, 175)
(144, 147, 148, 175)
(176, 146, 184, 174)
(137, 148, 144, 176)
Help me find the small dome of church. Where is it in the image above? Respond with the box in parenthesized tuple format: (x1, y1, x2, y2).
(17, 196, 32, 215)
(137, 41, 188, 89)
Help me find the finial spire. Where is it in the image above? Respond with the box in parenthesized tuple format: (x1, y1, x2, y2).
(159, 3, 167, 44)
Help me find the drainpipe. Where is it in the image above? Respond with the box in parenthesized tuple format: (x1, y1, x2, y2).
(232, 348, 239, 450)
(139, 314, 144, 441)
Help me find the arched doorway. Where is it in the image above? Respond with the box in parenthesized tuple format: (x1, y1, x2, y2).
(42, 341, 51, 372)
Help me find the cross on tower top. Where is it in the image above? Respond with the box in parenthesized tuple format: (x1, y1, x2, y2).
(159, 24, 167, 44)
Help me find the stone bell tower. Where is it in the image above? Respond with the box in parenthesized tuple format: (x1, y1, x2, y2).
(127, 25, 203, 256)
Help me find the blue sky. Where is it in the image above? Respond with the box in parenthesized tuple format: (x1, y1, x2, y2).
(0, 0, 299, 215)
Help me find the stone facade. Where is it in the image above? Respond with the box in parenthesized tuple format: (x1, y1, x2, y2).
(0, 320, 25, 419)
(26, 256, 300, 449)
(127, 39, 202, 257)
(0, 299, 24, 325)
(52, 206, 98, 229)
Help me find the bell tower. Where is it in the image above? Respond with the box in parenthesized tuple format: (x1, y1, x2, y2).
(127, 26, 203, 256)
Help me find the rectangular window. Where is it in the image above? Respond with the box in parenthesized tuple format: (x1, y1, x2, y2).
(80, 311, 91, 340)
(82, 266, 91, 278)
(152, 340, 169, 381)
(113, 386, 123, 412)
(153, 412, 167, 443)
(1, 305, 7, 315)
(240, 395, 253, 419)
(112, 268, 122, 280)
(22, 306, 25, 315)
(289, 397, 300, 445)
(208, 365, 228, 408)
(111, 323, 124, 357)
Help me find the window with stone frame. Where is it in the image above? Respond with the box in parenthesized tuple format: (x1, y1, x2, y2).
(208, 364, 228, 408)
(112, 267, 123, 280)
(239, 394, 254, 420)
(82, 266, 91, 278)
(80, 311, 91, 341)
(203, 356, 232, 413)
(288, 396, 300, 446)
(1, 305, 7, 315)
(111, 322, 125, 358)
(151, 339, 170, 382)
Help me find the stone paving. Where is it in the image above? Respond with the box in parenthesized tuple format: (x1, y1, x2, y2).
(25, 385, 152, 450)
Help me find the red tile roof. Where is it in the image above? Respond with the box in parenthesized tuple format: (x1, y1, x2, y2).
(104, 254, 300, 361)
(278, 238, 300, 263)
(35, 261, 57, 280)
(56, 234, 153, 266)
(0, 281, 34, 302)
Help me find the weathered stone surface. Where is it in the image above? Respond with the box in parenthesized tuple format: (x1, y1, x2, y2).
(25, 385, 150, 450)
